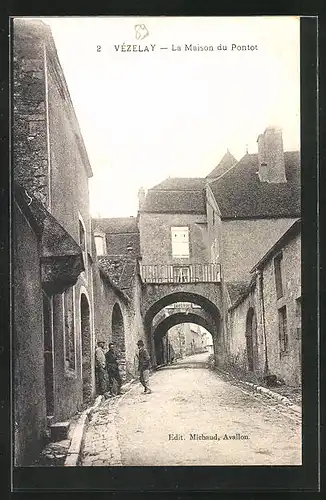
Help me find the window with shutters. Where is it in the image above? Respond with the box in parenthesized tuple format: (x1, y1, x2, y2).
(171, 226, 189, 258)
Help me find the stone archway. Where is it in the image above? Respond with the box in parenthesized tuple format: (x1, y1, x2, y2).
(153, 312, 216, 366)
(245, 307, 258, 372)
(144, 292, 222, 368)
(111, 302, 126, 380)
(81, 293, 92, 404)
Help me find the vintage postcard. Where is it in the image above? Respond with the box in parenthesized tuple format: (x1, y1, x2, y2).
(11, 14, 316, 490)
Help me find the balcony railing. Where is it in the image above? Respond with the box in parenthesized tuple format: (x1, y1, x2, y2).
(140, 263, 221, 284)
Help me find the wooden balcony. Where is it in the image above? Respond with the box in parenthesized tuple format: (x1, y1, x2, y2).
(140, 263, 221, 284)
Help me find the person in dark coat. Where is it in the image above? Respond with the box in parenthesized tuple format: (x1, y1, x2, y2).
(137, 340, 152, 394)
(105, 342, 122, 395)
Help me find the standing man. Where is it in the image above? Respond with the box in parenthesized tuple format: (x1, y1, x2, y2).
(137, 340, 152, 394)
(105, 342, 122, 395)
(95, 341, 108, 395)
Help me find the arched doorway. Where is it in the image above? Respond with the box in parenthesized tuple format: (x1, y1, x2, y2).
(245, 307, 258, 372)
(111, 303, 126, 380)
(153, 312, 216, 366)
(81, 294, 92, 404)
(145, 294, 221, 368)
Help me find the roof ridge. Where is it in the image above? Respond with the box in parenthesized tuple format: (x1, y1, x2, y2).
(150, 187, 206, 192)
(208, 154, 248, 183)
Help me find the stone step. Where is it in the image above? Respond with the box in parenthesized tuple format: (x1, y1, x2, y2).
(50, 421, 70, 442)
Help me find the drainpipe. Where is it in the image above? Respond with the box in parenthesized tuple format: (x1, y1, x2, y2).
(256, 269, 269, 375)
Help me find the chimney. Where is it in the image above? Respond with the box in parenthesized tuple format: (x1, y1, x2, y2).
(257, 127, 287, 183)
(138, 187, 146, 209)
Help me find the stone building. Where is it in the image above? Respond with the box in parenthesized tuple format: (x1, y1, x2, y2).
(228, 220, 301, 386)
(208, 127, 300, 282)
(136, 126, 300, 376)
(92, 217, 148, 381)
(13, 19, 95, 465)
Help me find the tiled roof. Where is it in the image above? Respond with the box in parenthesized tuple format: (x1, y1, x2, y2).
(106, 232, 140, 257)
(251, 219, 301, 272)
(209, 151, 300, 219)
(151, 177, 206, 191)
(206, 150, 238, 179)
(93, 217, 138, 234)
(227, 281, 251, 304)
(98, 255, 137, 291)
(141, 178, 207, 214)
(227, 279, 255, 309)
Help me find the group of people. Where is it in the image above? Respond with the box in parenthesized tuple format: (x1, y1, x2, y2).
(95, 339, 152, 396)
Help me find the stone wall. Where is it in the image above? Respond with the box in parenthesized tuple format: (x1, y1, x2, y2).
(227, 230, 301, 386)
(228, 287, 265, 378)
(166, 324, 186, 359)
(124, 276, 148, 378)
(139, 213, 209, 266)
(13, 18, 95, 423)
(261, 233, 301, 385)
(13, 19, 49, 206)
(92, 263, 147, 384)
(221, 218, 298, 282)
(13, 201, 47, 465)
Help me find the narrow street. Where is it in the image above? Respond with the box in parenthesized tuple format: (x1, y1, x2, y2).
(81, 353, 301, 466)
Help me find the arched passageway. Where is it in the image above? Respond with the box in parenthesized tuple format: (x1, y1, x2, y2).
(155, 320, 214, 367)
(245, 307, 258, 372)
(81, 294, 92, 404)
(144, 293, 221, 368)
(111, 302, 126, 379)
(145, 292, 220, 325)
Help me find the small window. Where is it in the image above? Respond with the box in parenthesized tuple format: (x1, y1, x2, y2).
(79, 220, 86, 252)
(79, 219, 87, 275)
(171, 227, 189, 258)
(95, 235, 105, 256)
(295, 297, 301, 340)
(64, 287, 75, 370)
(274, 253, 283, 299)
(278, 305, 288, 355)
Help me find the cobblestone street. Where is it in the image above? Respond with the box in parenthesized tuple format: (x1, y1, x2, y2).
(81, 353, 301, 467)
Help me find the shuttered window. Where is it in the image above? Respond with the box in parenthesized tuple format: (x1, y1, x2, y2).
(171, 227, 189, 258)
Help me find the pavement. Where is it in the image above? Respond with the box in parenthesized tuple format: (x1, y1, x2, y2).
(80, 353, 302, 467)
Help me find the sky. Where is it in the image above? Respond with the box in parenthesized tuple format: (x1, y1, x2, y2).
(40, 16, 300, 217)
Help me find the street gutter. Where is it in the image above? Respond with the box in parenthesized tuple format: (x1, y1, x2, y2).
(214, 366, 301, 416)
(64, 378, 137, 466)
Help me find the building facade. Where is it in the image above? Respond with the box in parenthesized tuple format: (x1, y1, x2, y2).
(13, 19, 96, 465)
(136, 126, 300, 378)
(12, 18, 302, 466)
(92, 217, 148, 380)
(228, 220, 301, 386)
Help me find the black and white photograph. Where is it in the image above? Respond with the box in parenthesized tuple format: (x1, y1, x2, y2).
(12, 16, 304, 473)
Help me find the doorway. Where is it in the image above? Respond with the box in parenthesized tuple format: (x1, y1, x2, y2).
(81, 294, 92, 404)
(245, 308, 258, 372)
(111, 303, 126, 379)
(43, 292, 54, 417)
